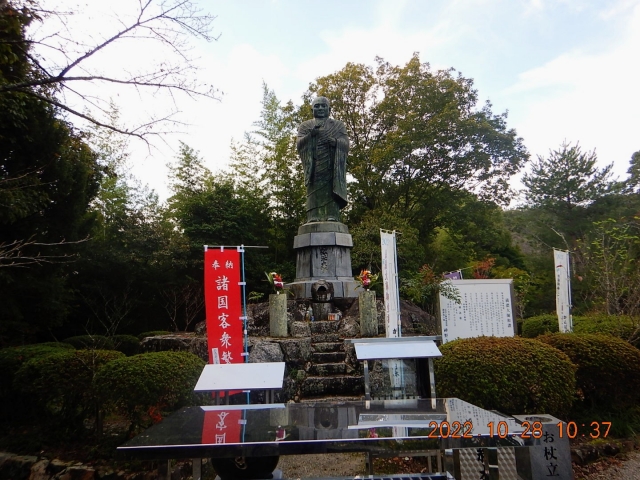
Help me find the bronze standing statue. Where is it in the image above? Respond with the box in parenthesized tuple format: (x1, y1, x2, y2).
(297, 96, 349, 223)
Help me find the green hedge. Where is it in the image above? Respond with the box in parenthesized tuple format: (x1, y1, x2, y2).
(137, 331, 171, 340)
(522, 314, 639, 346)
(521, 315, 559, 338)
(95, 351, 205, 431)
(434, 336, 576, 417)
(537, 333, 640, 411)
(63, 335, 115, 350)
(0, 343, 74, 397)
(14, 349, 124, 430)
(573, 315, 637, 345)
(111, 334, 141, 356)
(37, 342, 74, 350)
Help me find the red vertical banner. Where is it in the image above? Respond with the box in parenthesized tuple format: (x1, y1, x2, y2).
(202, 409, 243, 444)
(204, 247, 244, 365)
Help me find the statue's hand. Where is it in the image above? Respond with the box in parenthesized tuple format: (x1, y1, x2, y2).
(310, 126, 320, 137)
(327, 137, 337, 147)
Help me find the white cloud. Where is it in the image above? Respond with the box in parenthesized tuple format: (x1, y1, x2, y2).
(293, 22, 454, 87)
(506, 2, 640, 174)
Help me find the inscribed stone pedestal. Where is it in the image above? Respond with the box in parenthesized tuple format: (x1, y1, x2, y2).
(289, 221, 359, 299)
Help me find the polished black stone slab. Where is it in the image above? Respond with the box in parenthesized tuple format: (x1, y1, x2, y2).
(118, 398, 527, 461)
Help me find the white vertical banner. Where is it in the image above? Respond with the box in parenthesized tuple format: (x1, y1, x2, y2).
(554, 249, 573, 333)
(381, 230, 404, 396)
(380, 230, 401, 338)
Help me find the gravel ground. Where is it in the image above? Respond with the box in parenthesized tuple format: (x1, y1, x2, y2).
(582, 450, 640, 479)
(277, 453, 367, 478)
(275, 450, 640, 479)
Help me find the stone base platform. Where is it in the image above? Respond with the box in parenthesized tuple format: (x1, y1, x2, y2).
(288, 221, 360, 299)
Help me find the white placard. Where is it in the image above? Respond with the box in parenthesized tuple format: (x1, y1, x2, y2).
(380, 230, 401, 338)
(554, 249, 573, 333)
(438, 279, 516, 343)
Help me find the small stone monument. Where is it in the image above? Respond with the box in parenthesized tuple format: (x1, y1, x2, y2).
(269, 293, 287, 337)
(267, 273, 288, 337)
(287, 96, 359, 299)
(359, 290, 377, 336)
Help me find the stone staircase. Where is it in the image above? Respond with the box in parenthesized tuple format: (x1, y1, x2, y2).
(300, 320, 364, 399)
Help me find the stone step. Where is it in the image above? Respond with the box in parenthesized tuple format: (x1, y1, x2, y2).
(290, 321, 311, 337)
(311, 333, 341, 343)
(308, 363, 347, 376)
(310, 321, 339, 334)
(312, 342, 343, 353)
(312, 351, 346, 364)
(300, 375, 364, 397)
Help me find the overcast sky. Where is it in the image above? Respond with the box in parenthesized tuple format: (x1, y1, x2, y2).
(43, 0, 640, 201)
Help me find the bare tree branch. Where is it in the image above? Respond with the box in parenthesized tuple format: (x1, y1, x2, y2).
(1, 0, 220, 139)
(80, 284, 137, 337)
(0, 236, 89, 268)
(161, 282, 203, 331)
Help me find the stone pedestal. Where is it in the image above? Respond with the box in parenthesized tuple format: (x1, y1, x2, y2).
(269, 294, 288, 337)
(359, 290, 378, 337)
(288, 221, 359, 299)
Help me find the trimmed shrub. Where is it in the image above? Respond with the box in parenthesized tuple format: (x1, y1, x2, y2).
(0, 344, 74, 397)
(521, 315, 559, 338)
(573, 315, 637, 345)
(37, 342, 74, 350)
(537, 333, 640, 411)
(111, 334, 141, 356)
(14, 349, 124, 431)
(95, 351, 205, 431)
(137, 330, 171, 340)
(522, 314, 639, 346)
(434, 336, 576, 417)
(63, 335, 115, 351)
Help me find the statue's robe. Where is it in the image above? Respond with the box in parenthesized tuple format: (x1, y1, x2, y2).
(296, 118, 349, 223)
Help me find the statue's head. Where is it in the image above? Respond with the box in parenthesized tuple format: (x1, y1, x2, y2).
(312, 96, 331, 119)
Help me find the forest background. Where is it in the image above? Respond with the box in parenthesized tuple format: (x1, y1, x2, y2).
(2, 0, 640, 347)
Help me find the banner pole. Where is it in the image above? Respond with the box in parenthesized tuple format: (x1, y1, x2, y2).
(238, 245, 250, 404)
(393, 231, 402, 338)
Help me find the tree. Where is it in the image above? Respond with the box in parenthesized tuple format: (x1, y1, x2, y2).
(300, 55, 527, 275)
(400, 264, 460, 316)
(0, 0, 218, 139)
(305, 55, 528, 224)
(427, 192, 525, 271)
(0, 1, 104, 343)
(0, 85, 100, 341)
(522, 142, 616, 214)
(68, 116, 178, 337)
(625, 150, 640, 193)
(167, 143, 272, 293)
(579, 217, 640, 317)
(229, 85, 305, 276)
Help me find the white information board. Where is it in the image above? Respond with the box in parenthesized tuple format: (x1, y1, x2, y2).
(438, 279, 516, 344)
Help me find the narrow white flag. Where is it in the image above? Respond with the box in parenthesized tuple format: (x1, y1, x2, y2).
(554, 249, 573, 333)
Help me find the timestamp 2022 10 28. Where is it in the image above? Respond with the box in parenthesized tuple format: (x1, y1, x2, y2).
(421, 420, 612, 439)
(486, 420, 611, 439)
